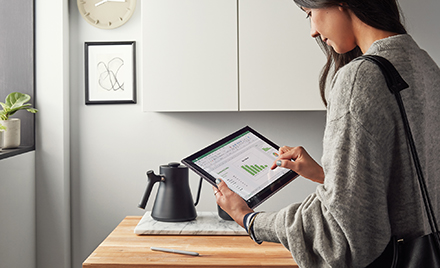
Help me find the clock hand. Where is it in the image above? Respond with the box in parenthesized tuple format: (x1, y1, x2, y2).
(95, 0, 125, 6)
(95, 0, 108, 7)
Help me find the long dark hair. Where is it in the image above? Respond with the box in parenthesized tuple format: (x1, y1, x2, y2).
(293, 0, 407, 106)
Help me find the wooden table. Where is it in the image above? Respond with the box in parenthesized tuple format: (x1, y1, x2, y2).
(83, 216, 298, 268)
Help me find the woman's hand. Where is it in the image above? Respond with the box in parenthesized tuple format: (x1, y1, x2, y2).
(271, 146, 325, 184)
(213, 179, 254, 228)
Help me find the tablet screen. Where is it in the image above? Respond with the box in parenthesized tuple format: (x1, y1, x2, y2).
(182, 126, 298, 208)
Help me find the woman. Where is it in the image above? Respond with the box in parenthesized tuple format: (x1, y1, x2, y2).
(214, 0, 440, 267)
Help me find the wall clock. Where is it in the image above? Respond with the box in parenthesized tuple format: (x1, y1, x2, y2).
(77, 0, 137, 30)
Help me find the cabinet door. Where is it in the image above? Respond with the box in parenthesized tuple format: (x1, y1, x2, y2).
(142, 0, 238, 112)
(239, 0, 326, 111)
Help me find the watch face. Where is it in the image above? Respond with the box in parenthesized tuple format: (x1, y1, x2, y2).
(77, 0, 136, 29)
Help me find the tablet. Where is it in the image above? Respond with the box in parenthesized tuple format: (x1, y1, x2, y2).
(182, 126, 298, 208)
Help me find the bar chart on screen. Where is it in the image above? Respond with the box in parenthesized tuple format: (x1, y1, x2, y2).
(241, 164, 269, 176)
(236, 151, 272, 181)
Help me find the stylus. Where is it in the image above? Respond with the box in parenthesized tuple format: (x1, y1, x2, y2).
(151, 247, 200, 256)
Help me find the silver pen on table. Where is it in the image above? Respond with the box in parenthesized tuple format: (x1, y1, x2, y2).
(150, 246, 200, 256)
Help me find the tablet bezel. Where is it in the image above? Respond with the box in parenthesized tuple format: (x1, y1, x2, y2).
(182, 126, 298, 208)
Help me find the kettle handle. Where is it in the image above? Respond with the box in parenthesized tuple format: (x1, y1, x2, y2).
(138, 170, 163, 209)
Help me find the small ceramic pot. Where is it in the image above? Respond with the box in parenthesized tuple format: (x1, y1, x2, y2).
(0, 130, 4, 151)
(0, 118, 21, 149)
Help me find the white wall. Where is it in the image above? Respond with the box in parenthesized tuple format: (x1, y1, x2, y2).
(65, 0, 440, 267)
(35, 0, 70, 268)
(0, 152, 35, 268)
(399, 0, 440, 64)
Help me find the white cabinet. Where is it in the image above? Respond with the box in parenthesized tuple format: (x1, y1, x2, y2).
(142, 0, 238, 112)
(142, 0, 326, 112)
(239, 0, 325, 111)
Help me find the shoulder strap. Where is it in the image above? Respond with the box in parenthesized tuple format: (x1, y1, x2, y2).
(354, 55, 439, 235)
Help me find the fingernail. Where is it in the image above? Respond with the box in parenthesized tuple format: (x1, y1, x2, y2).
(216, 178, 221, 184)
(276, 160, 282, 166)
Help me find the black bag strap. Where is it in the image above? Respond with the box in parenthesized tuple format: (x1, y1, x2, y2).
(354, 55, 439, 235)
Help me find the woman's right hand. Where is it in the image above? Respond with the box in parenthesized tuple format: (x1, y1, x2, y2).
(271, 146, 325, 184)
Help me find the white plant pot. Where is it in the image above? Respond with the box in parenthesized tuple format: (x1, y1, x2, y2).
(0, 118, 21, 149)
(0, 130, 4, 151)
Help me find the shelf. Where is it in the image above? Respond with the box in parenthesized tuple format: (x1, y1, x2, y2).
(0, 146, 35, 160)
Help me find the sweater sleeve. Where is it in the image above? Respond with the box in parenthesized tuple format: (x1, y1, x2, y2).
(253, 61, 395, 267)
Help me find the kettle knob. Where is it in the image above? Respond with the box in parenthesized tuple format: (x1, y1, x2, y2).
(168, 162, 181, 168)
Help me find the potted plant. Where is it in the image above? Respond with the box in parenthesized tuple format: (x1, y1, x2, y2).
(0, 92, 38, 149)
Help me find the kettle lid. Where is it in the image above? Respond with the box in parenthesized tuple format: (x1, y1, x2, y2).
(159, 162, 188, 177)
(162, 162, 187, 169)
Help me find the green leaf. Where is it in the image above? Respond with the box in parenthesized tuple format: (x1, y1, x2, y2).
(7, 92, 31, 110)
(26, 108, 38, 114)
(0, 110, 7, 120)
(0, 102, 9, 111)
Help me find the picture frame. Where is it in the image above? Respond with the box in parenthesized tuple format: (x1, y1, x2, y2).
(84, 41, 136, 104)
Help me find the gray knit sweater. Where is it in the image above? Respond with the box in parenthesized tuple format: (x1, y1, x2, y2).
(253, 35, 440, 267)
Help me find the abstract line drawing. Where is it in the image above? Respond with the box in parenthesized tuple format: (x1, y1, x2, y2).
(85, 41, 136, 105)
(97, 57, 125, 91)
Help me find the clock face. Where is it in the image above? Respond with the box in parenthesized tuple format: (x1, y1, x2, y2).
(77, 0, 137, 29)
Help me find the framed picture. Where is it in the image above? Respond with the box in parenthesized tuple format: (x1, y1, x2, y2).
(85, 41, 136, 104)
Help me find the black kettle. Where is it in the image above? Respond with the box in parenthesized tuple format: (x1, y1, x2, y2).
(138, 162, 197, 222)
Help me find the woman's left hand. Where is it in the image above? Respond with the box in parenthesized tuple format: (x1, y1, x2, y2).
(213, 179, 254, 228)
